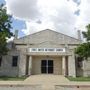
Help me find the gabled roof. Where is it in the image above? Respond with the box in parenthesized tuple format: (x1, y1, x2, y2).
(14, 29, 81, 45)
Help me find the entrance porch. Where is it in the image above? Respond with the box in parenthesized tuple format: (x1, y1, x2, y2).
(25, 55, 68, 76)
(18, 54, 76, 77)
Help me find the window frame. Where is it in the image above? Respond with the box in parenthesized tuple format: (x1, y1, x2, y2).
(12, 56, 18, 67)
(0, 57, 2, 67)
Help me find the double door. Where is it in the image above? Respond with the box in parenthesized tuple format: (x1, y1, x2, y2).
(41, 60, 53, 74)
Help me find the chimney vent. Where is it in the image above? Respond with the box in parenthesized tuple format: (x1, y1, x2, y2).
(14, 30, 18, 39)
(77, 30, 81, 40)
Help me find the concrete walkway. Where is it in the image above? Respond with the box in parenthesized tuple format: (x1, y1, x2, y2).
(23, 75, 69, 90)
(24, 75, 69, 84)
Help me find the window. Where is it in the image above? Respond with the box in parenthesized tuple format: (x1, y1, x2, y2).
(12, 56, 18, 67)
(0, 57, 2, 66)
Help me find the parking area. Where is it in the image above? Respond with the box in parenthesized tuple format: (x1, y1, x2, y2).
(55, 85, 90, 90)
(0, 85, 41, 90)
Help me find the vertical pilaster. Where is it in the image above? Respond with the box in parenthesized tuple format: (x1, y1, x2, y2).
(83, 60, 88, 77)
(19, 54, 26, 77)
(62, 56, 66, 76)
(68, 55, 76, 77)
(28, 56, 32, 75)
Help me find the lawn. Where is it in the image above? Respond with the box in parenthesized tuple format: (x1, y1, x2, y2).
(0, 76, 27, 81)
(67, 77, 90, 81)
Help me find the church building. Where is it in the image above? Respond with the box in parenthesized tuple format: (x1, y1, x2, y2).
(0, 29, 90, 77)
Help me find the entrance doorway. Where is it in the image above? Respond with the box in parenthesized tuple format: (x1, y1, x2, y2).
(41, 60, 53, 74)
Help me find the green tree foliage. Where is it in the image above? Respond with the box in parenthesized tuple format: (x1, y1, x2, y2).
(0, 4, 13, 56)
(75, 42, 90, 59)
(82, 24, 90, 41)
(75, 24, 90, 59)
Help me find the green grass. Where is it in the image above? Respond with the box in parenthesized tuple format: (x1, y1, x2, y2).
(67, 76, 90, 81)
(0, 76, 27, 81)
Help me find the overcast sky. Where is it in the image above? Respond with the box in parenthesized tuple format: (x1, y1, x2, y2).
(1, 0, 90, 38)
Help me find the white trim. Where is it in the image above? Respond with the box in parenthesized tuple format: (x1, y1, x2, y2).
(28, 48, 65, 52)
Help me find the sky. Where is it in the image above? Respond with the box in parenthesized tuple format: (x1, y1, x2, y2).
(1, 0, 90, 39)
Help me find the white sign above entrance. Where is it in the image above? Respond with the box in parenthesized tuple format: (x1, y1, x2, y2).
(28, 48, 65, 52)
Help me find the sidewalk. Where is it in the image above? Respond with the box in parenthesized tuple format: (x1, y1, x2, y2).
(0, 75, 90, 90)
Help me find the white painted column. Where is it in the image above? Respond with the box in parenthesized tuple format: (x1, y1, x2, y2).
(28, 56, 32, 75)
(62, 56, 66, 76)
(68, 55, 76, 77)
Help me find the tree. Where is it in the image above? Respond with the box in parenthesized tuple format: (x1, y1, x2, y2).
(82, 24, 90, 41)
(75, 24, 90, 60)
(0, 4, 13, 56)
(75, 42, 90, 59)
